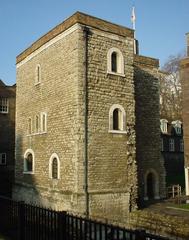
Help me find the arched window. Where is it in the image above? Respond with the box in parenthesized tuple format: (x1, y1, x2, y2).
(172, 120, 182, 135)
(144, 169, 160, 200)
(49, 153, 60, 179)
(24, 149, 35, 173)
(107, 48, 124, 76)
(113, 108, 123, 130)
(109, 104, 126, 133)
(52, 158, 58, 179)
(111, 52, 117, 72)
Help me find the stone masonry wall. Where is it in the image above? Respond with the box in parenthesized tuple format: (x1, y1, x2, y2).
(76, 26, 138, 221)
(88, 29, 137, 221)
(14, 26, 85, 212)
(134, 56, 166, 203)
(14, 21, 138, 222)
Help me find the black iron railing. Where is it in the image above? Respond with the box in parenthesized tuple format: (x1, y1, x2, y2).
(0, 196, 169, 240)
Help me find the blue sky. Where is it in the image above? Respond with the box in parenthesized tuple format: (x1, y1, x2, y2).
(0, 0, 188, 85)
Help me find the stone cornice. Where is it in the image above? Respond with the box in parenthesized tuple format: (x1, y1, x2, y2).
(16, 11, 134, 64)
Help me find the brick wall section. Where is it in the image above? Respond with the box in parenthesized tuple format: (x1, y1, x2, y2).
(0, 82, 16, 197)
(134, 55, 166, 202)
(180, 58, 189, 168)
(180, 56, 189, 194)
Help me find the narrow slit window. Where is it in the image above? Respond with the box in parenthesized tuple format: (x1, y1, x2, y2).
(113, 108, 123, 130)
(35, 115, 39, 133)
(111, 52, 117, 72)
(35, 64, 41, 84)
(52, 158, 58, 179)
(41, 113, 47, 133)
(25, 153, 33, 172)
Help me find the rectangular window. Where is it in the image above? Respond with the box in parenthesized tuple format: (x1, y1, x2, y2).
(28, 118, 32, 135)
(169, 138, 175, 152)
(0, 153, 6, 165)
(0, 98, 8, 113)
(180, 139, 184, 152)
(41, 112, 47, 133)
(35, 115, 40, 133)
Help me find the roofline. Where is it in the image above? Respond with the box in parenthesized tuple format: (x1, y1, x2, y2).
(134, 54, 159, 68)
(16, 11, 134, 64)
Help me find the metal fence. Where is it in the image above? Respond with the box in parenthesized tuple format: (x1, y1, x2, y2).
(0, 196, 170, 240)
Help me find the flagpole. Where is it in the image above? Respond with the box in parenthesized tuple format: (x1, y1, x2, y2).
(131, 6, 136, 37)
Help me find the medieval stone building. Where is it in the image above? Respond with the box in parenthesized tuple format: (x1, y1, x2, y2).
(0, 80, 16, 197)
(180, 32, 189, 195)
(13, 12, 165, 222)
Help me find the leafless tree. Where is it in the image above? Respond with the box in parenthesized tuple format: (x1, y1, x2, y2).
(159, 54, 183, 121)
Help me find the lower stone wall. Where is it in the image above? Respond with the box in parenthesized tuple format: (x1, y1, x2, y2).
(89, 192, 130, 222)
(128, 210, 189, 240)
(13, 183, 131, 223)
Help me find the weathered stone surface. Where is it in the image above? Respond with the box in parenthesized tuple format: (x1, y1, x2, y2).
(14, 12, 165, 223)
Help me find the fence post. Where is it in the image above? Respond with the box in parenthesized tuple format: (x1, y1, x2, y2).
(58, 211, 67, 240)
(135, 229, 146, 240)
(18, 201, 25, 240)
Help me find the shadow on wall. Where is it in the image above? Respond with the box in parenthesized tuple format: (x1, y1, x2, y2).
(13, 134, 43, 207)
(134, 66, 166, 207)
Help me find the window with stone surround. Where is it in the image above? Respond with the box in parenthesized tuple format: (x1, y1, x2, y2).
(49, 153, 60, 179)
(169, 138, 175, 152)
(107, 48, 124, 76)
(160, 119, 168, 133)
(41, 112, 47, 133)
(35, 64, 41, 85)
(0, 98, 9, 113)
(109, 104, 126, 133)
(24, 149, 34, 174)
(180, 139, 184, 152)
(172, 120, 182, 135)
(35, 115, 40, 133)
(0, 153, 6, 165)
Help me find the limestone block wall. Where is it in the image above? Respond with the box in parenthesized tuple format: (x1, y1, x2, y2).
(14, 26, 84, 212)
(134, 55, 166, 203)
(76, 27, 138, 221)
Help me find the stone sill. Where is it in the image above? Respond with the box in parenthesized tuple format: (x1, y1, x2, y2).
(107, 71, 125, 77)
(27, 132, 47, 137)
(23, 171, 35, 175)
(34, 82, 41, 86)
(0, 112, 9, 114)
(108, 130, 127, 134)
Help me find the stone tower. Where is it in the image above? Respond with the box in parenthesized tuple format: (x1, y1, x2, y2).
(13, 12, 166, 223)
